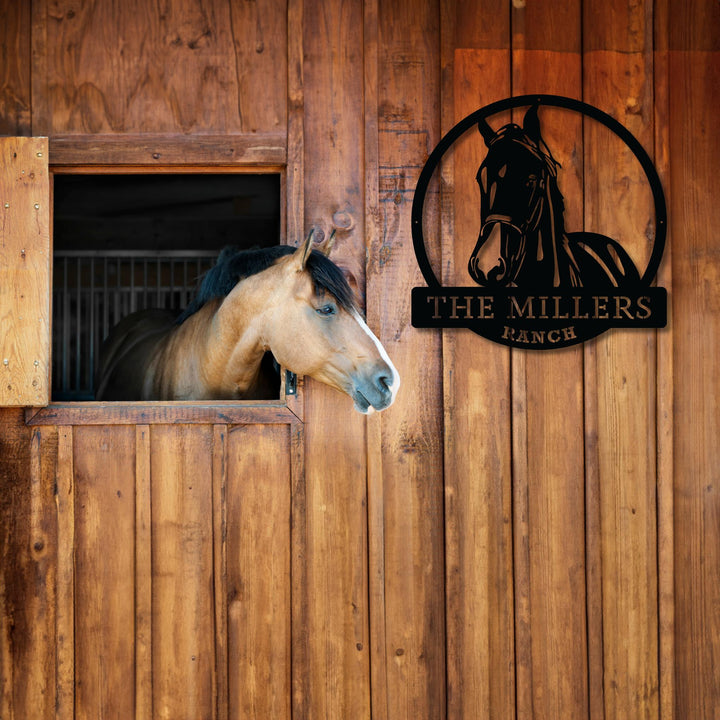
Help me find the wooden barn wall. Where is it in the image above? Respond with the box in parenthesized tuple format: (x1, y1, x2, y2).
(0, 1, 718, 720)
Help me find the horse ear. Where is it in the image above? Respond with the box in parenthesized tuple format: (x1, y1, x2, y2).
(296, 228, 315, 270)
(477, 117, 496, 147)
(523, 104, 542, 143)
(316, 229, 336, 257)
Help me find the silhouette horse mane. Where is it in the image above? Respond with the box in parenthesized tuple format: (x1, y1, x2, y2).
(468, 105, 640, 289)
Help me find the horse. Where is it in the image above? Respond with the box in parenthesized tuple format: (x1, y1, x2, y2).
(94, 231, 400, 413)
(468, 104, 640, 289)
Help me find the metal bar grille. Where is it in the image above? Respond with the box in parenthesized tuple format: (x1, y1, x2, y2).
(52, 251, 219, 401)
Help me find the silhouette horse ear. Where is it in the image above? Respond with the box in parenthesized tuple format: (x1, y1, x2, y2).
(477, 117, 496, 147)
(523, 104, 542, 143)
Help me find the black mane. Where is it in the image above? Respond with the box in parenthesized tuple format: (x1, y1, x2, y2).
(176, 244, 357, 324)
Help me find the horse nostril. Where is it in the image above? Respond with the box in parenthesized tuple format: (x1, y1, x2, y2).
(375, 372, 393, 395)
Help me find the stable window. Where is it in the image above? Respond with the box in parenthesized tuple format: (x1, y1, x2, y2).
(51, 172, 282, 402)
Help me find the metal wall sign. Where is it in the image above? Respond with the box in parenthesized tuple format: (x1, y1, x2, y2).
(411, 95, 667, 349)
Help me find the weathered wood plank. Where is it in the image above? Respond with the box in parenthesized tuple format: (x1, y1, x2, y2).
(363, 0, 391, 717)
(212, 425, 229, 720)
(301, 1, 372, 719)
(0, 414, 57, 720)
(49, 133, 286, 166)
(55, 427, 74, 720)
(135, 425, 153, 720)
(584, 1, 660, 717)
(653, 1, 675, 717)
(151, 425, 216, 720)
(443, 43, 514, 720)
(0, 136, 50, 406)
(26, 401, 297, 426)
(668, 1, 720, 718)
(225, 424, 292, 720)
(34, 0, 287, 135)
(0, 0, 31, 135)
(372, 2, 445, 718)
(510, 4, 589, 719)
(73, 425, 136, 719)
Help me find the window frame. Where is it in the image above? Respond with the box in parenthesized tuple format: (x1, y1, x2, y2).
(29, 141, 305, 426)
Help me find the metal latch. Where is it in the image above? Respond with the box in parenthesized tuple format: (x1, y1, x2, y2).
(285, 370, 297, 396)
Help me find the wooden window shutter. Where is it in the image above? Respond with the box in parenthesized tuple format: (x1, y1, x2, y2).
(0, 137, 50, 406)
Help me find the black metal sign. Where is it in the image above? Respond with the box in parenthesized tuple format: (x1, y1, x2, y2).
(411, 95, 667, 349)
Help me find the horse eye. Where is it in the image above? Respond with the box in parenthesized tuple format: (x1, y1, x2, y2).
(526, 174, 538, 187)
(316, 304, 336, 316)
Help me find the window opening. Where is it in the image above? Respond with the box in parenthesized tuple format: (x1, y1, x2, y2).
(52, 173, 281, 402)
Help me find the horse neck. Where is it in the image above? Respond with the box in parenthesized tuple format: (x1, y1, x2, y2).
(520, 176, 568, 286)
(155, 282, 269, 399)
(202, 280, 272, 396)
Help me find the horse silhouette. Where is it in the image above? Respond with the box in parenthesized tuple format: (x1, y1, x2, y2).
(468, 105, 640, 289)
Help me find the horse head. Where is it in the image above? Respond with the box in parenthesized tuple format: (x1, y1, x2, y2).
(469, 105, 562, 287)
(257, 231, 400, 413)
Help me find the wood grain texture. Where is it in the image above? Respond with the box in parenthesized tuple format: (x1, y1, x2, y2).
(373, 2, 445, 718)
(0, 414, 57, 720)
(55, 427, 75, 720)
(151, 424, 216, 720)
(135, 425, 153, 720)
(33, 0, 287, 136)
(2, 2, 719, 719)
(226, 424, 291, 720)
(301, 1, 372, 719)
(653, 2, 675, 716)
(0, 0, 31, 135)
(583, 1, 660, 718)
(49, 133, 286, 166)
(668, 2, 720, 718)
(26, 401, 297, 426)
(511, 3, 589, 717)
(443, 44, 515, 720)
(0, 137, 50, 406)
(73, 425, 136, 719)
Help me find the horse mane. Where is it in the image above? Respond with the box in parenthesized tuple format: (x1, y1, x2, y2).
(176, 244, 357, 324)
(489, 122, 561, 178)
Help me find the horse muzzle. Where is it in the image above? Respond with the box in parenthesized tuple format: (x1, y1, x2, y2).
(469, 218, 524, 287)
(351, 363, 400, 414)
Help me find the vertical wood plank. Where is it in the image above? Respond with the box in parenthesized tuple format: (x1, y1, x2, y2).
(0, 136, 50, 406)
(289, 417, 309, 720)
(287, 0, 304, 249)
(151, 425, 215, 720)
(212, 425, 229, 720)
(668, 1, 720, 718)
(29, 0, 49, 136)
(441, 3, 514, 718)
(0, 416, 57, 720)
(653, 1, 675, 716)
(0, 0, 31, 135)
(373, 2, 445, 719)
(73, 425, 136, 719)
(226, 0, 288, 133)
(584, 1, 660, 717)
(225, 424, 291, 720)
(510, 4, 589, 719)
(363, 0, 390, 717)
(301, 0, 372, 718)
(136, 425, 153, 720)
(55, 426, 74, 720)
